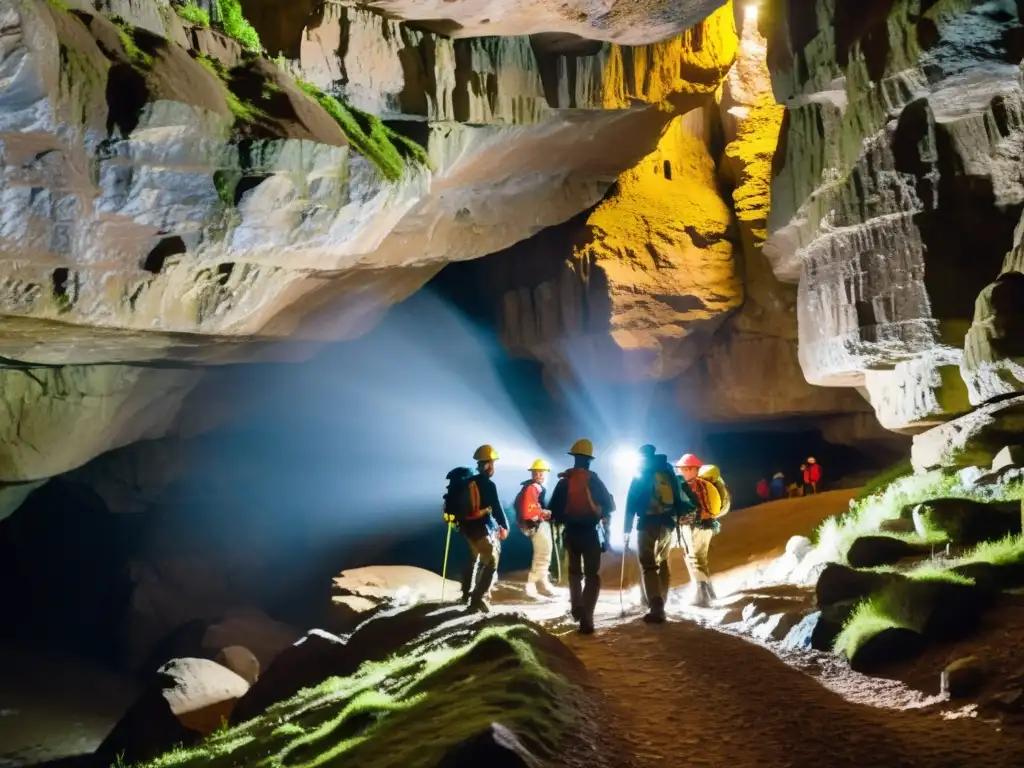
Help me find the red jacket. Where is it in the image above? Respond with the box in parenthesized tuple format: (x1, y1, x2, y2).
(756, 479, 770, 499)
(808, 464, 822, 483)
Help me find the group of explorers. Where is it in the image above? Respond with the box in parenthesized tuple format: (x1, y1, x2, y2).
(442, 440, 731, 635)
(757, 457, 823, 501)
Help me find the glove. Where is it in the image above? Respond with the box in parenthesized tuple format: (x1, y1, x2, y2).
(443, 512, 457, 525)
(497, 527, 509, 542)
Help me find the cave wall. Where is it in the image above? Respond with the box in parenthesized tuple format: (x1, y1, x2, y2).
(762, 0, 1024, 432)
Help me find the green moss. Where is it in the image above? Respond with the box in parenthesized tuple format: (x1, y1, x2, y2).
(194, 54, 263, 124)
(956, 533, 1024, 568)
(174, 2, 210, 28)
(138, 623, 575, 768)
(214, 0, 261, 53)
(295, 79, 430, 182)
(110, 15, 154, 69)
(212, 169, 241, 207)
(45, 0, 70, 11)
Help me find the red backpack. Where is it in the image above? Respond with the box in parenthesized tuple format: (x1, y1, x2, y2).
(514, 482, 544, 527)
(563, 469, 600, 520)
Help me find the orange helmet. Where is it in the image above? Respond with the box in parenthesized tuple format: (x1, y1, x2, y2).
(675, 453, 702, 468)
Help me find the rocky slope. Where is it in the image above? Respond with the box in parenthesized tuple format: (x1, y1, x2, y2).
(0, 0, 743, 482)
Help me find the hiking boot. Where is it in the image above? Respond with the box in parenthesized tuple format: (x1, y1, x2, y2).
(536, 579, 558, 598)
(468, 598, 491, 614)
(704, 581, 718, 602)
(524, 581, 540, 599)
(643, 597, 667, 624)
(579, 618, 595, 635)
(689, 583, 710, 608)
(570, 604, 582, 621)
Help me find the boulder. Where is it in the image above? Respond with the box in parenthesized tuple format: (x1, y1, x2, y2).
(878, 518, 917, 535)
(992, 445, 1024, 472)
(846, 536, 934, 569)
(783, 600, 860, 652)
(941, 656, 989, 699)
(751, 612, 804, 643)
(847, 628, 926, 674)
(332, 565, 461, 606)
(200, 609, 300, 671)
(96, 658, 249, 765)
(438, 722, 539, 768)
(214, 646, 260, 685)
(785, 535, 814, 561)
(815, 564, 896, 607)
(912, 396, 1024, 473)
(230, 629, 349, 725)
(911, 498, 1021, 547)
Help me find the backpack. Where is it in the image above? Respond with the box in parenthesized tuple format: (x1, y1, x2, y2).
(444, 468, 483, 524)
(514, 482, 544, 527)
(689, 476, 723, 520)
(698, 464, 731, 517)
(563, 468, 600, 520)
(646, 469, 677, 516)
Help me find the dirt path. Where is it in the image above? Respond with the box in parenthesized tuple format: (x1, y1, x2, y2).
(500, 491, 1024, 767)
(556, 617, 1024, 768)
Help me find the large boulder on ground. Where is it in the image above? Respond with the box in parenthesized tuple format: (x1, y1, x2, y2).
(912, 396, 1024, 473)
(942, 656, 990, 699)
(846, 628, 926, 674)
(200, 609, 300, 670)
(911, 498, 1022, 547)
(96, 658, 249, 765)
(846, 536, 934, 569)
(783, 599, 859, 652)
(815, 564, 897, 607)
(215, 646, 260, 685)
(233, 604, 512, 723)
(230, 629, 349, 725)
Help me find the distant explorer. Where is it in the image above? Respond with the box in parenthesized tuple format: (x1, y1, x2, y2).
(769, 472, 786, 499)
(800, 463, 811, 494)
(675, 454, 725, 608)
(442, 445, 509, 612)
(756, 477, 770, 502)
(624, 445, 695, 624)
(548, 439, 615, 635)
(806, 457, 822, 494)
(515, 458, 557, 599)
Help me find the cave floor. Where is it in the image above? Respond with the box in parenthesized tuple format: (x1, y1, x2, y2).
(0, 646, 139, 767)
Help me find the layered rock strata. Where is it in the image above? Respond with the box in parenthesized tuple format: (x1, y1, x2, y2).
(763, 0, 1024, 434)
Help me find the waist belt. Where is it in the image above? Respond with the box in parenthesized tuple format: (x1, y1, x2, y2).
(464, 506, 493, 521)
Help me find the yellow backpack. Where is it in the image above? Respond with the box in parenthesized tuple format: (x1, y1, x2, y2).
(696, 468, 727, 518)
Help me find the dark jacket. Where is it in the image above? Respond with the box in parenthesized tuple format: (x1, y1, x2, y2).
(624, 457, 695, 534)
(460, 472, 509, 540)
(548, 469, 615, 530)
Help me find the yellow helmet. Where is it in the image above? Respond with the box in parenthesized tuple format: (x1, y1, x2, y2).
(473, 444, 499, 462)
(529, 458, 552, 472)
(568, 439, 594, 458)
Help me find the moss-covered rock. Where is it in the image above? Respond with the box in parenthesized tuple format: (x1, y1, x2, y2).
(846, 535, 935, 569)
(138, 607, 582, 768)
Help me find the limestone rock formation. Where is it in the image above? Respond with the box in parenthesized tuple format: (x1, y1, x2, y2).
(762, 0, 1024, 433)
(0, 0, 741, 484)
(677, 5, 872, 420)
(341, 0, 729, 44)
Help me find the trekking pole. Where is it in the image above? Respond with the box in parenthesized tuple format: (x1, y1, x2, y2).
(440, 520, 454, 602)
(619, 535, 629, 616)
(550, 520, 562, 584)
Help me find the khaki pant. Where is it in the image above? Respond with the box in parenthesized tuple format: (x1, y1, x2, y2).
(681, 525, 714, 583)
(638, 521, 674, 604)
(461, 533, 500, 604)
(525, 523, 553, 585)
